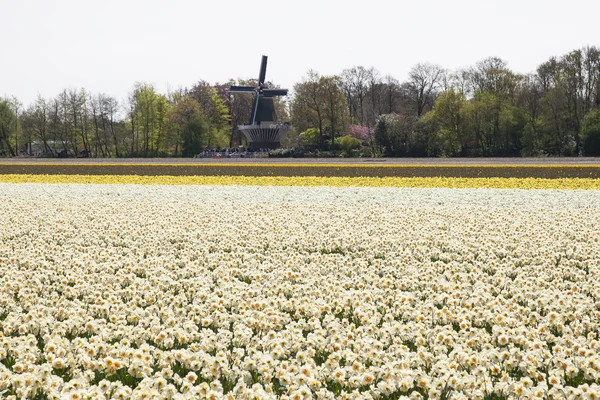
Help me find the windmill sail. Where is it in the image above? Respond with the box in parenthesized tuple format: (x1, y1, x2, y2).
(229, 85, 255, 93)
(262, 89, 288, 97)
(258, 55, 268, 85)
(249, 95, 259, 125)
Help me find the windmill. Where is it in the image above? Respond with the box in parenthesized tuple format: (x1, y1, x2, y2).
(229, 56, 290, 150)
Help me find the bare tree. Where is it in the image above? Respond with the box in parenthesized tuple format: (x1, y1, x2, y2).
(127, 90, 138, 155)
(105, 96, 121, 157)
(89, 94, 105, 157)
(322, 75, 348, 147)
(21, 97, 49, 155)
(582, 46, 600, 111)
(382, 75, 400, 114)
(365, 67, 384, 128)
(468, 57, 520, 99)
(408, 63, 445, 117)
(341, 66, 370, 124)
(292, 71, 327, 149)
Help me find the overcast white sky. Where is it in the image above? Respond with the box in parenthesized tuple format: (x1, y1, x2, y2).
(1, 0, 598, 106)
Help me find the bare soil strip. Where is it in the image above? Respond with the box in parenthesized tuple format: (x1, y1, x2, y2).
(2, 163, 600, 178)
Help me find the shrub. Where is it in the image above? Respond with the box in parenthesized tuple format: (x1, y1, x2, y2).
(338, 136, 362, 157)
(299, 128, 320, 146)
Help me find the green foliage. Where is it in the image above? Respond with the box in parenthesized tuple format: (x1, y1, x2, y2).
(374, 117, 387, 150)
(3, 45, 600, 158)
(299, 128, 320, 146)
(181, 117, 209, 157)
(268, 147, 301, 158)
(291, 72, 349, 150)
(168, 96, 203, 156)
(210, 89, 231, 129)
(373, 113, 420, 156)
(426, 89, 468, 156)
(128, 83, 173, 157)
(460, 91, 526, 156)
(153, 94, 171, 156)
(582, 108, 600, 156)
(415, 111, 440, 156)
(281, 127, 300, 148)
(207, 126, 230, 149)
(0, 99, 17, 156)
(338, 135, 362, 156)
(188, 83, 232, 131)
(539, 85, 574, 155)
(521, 122, 541, 156)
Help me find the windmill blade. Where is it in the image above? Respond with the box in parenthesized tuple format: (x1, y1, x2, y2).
(249, 93, 259, 125)
(229, 85, 255, 93)
(262, 89, 288, 97)
(258, 55, 268, 85)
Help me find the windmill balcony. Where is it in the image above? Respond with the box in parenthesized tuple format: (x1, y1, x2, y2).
(238, 123, 291, 149)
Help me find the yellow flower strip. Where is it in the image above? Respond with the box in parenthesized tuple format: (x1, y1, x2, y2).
(2, 174, 600, 189)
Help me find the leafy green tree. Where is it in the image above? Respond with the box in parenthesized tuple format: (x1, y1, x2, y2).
(0, 98, 17, 156)
(373, 113, 422, 156)
(206, 90, 233, 149)
(322, 75, 349, 148)
(206, 125, 230, 149)
(539, 84, 573, 155)
(292, 71, 328, 149)
(426, 89, 468, 156)
(210, 89, 231, 130)
(181, 117, 209, 157)
(415, 111, 441, 156)
(517, 75, 544, 156)
(462, 91, 499, 155)
(6, 45, 600, 159)
(153, 95, 171, 156)
(582, 108, 600, 156)
(468, 57, 521, 99)
(132, 83, 159, 157)
(292, 71, 349, 150)
(127, 83, 174, 157)
(520, 122, 538, 157)
(188, 82, 231, 131)
(461, 91, 526, 156)
(534, 47, 600, 156)
(168, 96, 205, 156)
(280, 127, 300, 148)
(374, 117, 388, 154)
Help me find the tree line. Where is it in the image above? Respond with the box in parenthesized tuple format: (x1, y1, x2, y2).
(0, 80, 274, 158)
(2, 46, 600, 157)
(291, 46, 600, 157)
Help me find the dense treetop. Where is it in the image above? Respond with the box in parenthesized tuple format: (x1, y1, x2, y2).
(1, 46, 599, 157)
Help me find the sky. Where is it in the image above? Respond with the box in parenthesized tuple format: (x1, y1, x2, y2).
(1, 0, 599, 107)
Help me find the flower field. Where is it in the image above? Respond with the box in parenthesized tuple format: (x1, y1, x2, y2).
(2, 174, 600, 190)
(1, 182, 600, 399)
